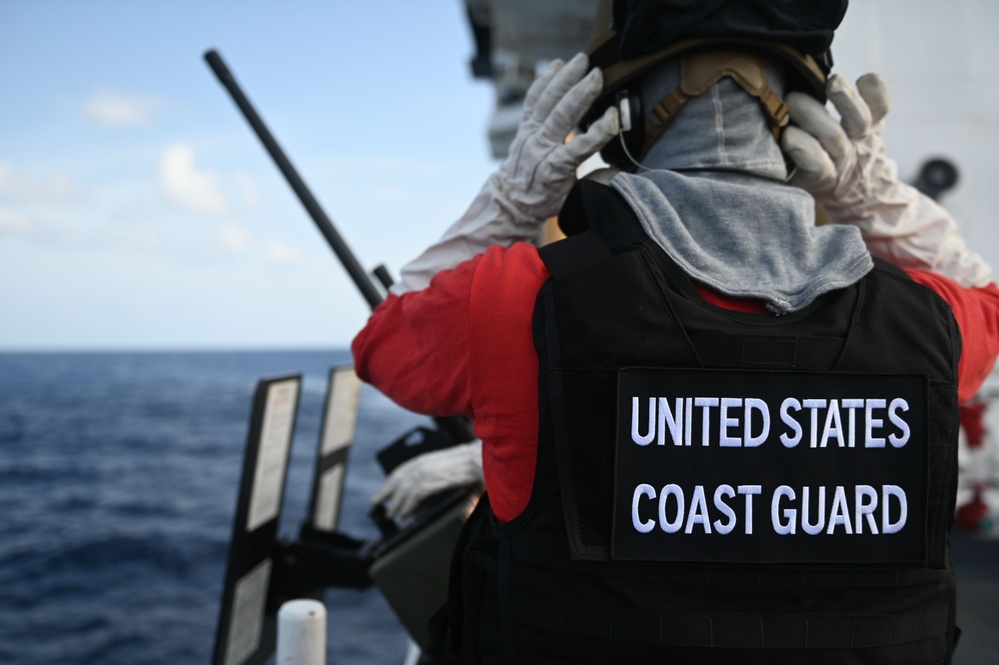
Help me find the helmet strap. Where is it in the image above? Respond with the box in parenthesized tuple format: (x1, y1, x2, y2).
(639, 49, 791, 160)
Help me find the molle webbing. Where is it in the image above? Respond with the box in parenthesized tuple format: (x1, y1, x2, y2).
(508, 587, 952, 651)
(507, 527, 952, 589)
(641, 49, 790, 158)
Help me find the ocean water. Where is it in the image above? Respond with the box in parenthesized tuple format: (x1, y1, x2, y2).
(0, 351, 428, 665)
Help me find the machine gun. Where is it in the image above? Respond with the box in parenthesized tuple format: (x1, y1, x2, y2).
(204, 49, 478, 665)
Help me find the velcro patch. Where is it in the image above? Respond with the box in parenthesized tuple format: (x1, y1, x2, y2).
(612, 368, 928, 564)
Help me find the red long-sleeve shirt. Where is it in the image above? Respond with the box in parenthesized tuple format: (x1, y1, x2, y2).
(353, 242, 999, 522)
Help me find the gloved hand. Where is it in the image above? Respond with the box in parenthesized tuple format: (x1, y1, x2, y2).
(782, 73, 992, 287)
(497, 52, 620, 221)
(372, 440, 484, 519)
(391, 53, 619, 294)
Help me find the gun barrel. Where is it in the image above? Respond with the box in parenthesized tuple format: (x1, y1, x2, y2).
(204, 49, 475, 443)
(203, 49, 384, 310)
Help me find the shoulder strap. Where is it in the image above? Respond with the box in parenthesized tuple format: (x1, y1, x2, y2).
(537, 231, 612, 281)
(539, 180, 623, 280)
(870, 256, 911, 280)
(542, 178, 660, 282)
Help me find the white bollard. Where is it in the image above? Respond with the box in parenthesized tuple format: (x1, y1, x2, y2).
(277, 599, 327, 665)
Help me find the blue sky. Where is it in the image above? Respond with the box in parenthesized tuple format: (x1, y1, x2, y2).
(0, 1, 496, 350)
(2, 1, 998, 351)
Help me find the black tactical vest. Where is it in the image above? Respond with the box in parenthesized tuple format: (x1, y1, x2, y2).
(448, 181, 961, 665)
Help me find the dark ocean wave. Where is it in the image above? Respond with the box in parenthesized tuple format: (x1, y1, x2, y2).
(0, 350, 416, 665)
(2, 532, 223, 582)
(0, 412, 25, 442)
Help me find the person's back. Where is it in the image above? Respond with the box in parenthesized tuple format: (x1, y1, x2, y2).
(468, 162, 960, 665)
(354, 1, 999, 661)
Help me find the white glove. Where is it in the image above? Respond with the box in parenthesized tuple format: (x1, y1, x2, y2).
(782, 73, 992, 287)
(391, 53, 619, 294)
(372, 440, 484, 519)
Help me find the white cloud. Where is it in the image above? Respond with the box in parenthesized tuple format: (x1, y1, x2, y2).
(125, 228, 162, 250)
(233, 171, 259, 209)
(267, 241, 303, 264)
(221, 223, 252, 253)
(46, 175, 83, 200)
(322, 155, 448, 177)
(0, 208, 34, 232)
(0, 161, 84, 201)
(84, 87, 162, 128)
(159, 144, 229, 215)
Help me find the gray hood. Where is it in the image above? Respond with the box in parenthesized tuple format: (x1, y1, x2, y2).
(609, 57, 872, 314)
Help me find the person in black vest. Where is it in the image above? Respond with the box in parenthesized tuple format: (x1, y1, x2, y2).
(355, 1, 999, 662)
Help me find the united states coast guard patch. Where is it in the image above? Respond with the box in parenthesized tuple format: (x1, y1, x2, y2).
(612, 368, 928, 564)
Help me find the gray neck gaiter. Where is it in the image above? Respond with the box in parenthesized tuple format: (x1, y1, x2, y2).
(609, 58, 872, 314)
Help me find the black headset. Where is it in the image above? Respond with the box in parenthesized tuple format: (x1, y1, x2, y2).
(595, 88, 644, 170)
